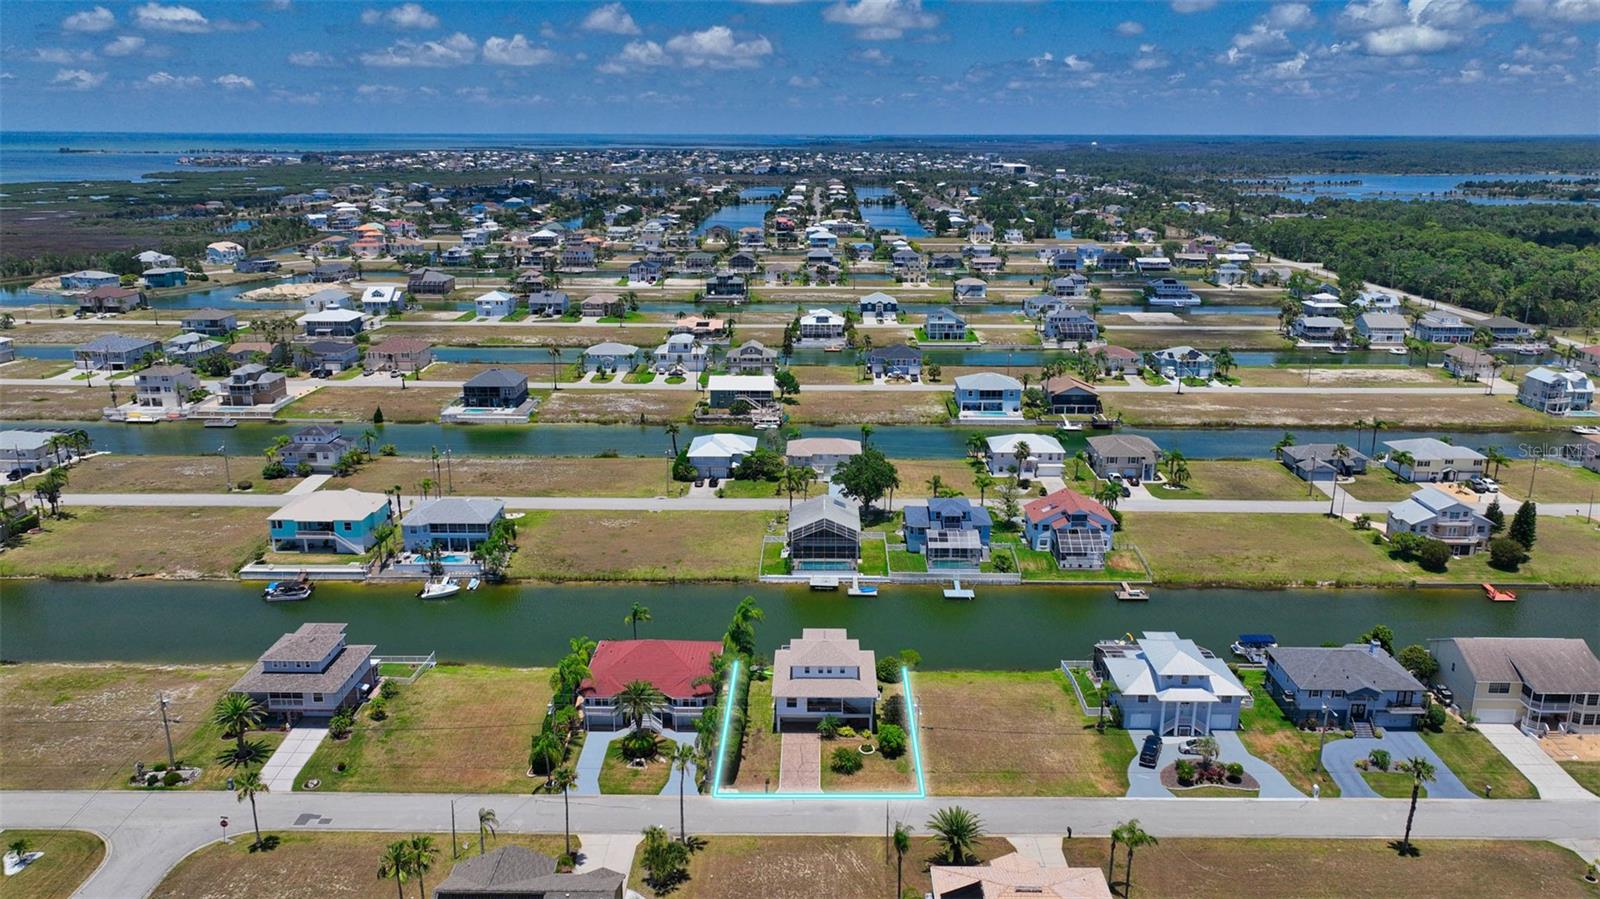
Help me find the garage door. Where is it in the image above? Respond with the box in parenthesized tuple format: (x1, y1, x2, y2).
(1123, 712, 1153, 730)
(1476, 708, 1517, 724)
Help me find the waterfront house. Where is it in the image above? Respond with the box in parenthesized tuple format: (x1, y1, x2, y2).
(704, 270, 747, 302)
(303, 288, 350, 312)
(434, 846, 625, 899)
(1094, 631, 1248, 735)
(1355, 312, 1408, 346)
(408, 268, 456, 295)
(1023, 488, 1115, 569)
(1576, 346, 1600, 377)
(785, 437, 860, 476)
(299, 309, 366, 339)
(1265, 643, 1428, 729)
(1024, 294, 1062, 319)
(1043, 307, 1099, 344)
(628, 259, 664, 284)
(1386, 487, 1493, 555)
(1147, 346, 1214, 380)
(686, 432, 758, 478)
(235, 257, 280, 274)
(582, 342, 639, 373)
(268, 488, 392, 554)
(953, 277, 988, 301)
(227, 341, 273, 364)
(73, 334, 159, 372)
(1098, 345, 1141, 377)
(1277, 443, 1370, 482)
(867, 344, 922, 380)
(580, 293, 624, 318)
(163, 332, 225, 365)
(79, 286, 145, 314)
(137, 249, 178, 270)
(1086, 434, 1160, 481)
(930, 253, 963, 271)
(727, 251, 759, 274)
(726, 340, 777, 374)
(1051, 274, 1090, 299)
(401, 497, 505, 552)
(1382, 437, 1486, 482)
(929, 852, 1112, 899)
(179, 309, 237, 337)
(206, 241, 246, 264)
(1135, 256, 1172, 273)
(986, 432, 1067, 478)
(772, 628, 878, 731)
(526, 290, 569, 317)
(1443, 346, 1496, 381)
(669, 317, 728, 341)
(462, 369, 530, 408)
(1517, 367, 1594, 416)
(1301, 294, 1347, 317)
(0, 429, 74, 475)
(706, 374, 776, 410)
(222, 364, 287, 407)
(923, 308, 968, 341)
(1427, 637, 1600, 733)
(1353, 290, 1401, 311)
(366, 337, 433, 373)
(133, 365, 198, 411)
(359, 285, 406, 315)
(970, 255, 1003, 275)
(142, 267, 188, 289)
(230, 623, 377, 722)
(1146, 278, 1200, 307)
(1213, 262, 1245, 286)
(578, 638, 722, 731)
(1293, 315, 1346, 343)
(953, 372, 1023, 418)
(1039, 375, 1100, 416)
(0, 336, 12, 364)
(786, 494, 861, 570)
(1412, 311, 1475, 344)
(559, 245, 596, 270)
(275, 425, 354, 474)
(474, 290, 518, 319)
(653, 333, 708, 373)
(1480, 314, 1538, 346)
(859, 292, 899, 317)
(798, 308, 846, 341)
(903, 497, 993, 566)
(311, 262, 354, 283)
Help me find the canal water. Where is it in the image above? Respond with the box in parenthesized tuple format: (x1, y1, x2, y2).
(857, 187, 930, 237)
(1248, 172, 1599, 206)
(0, 277, 305, 312)
(2, 580, 1593, 667)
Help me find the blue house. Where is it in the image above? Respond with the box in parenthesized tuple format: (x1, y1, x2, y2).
(902, 498, 993, 568)
(952, 372, 1023, 418)
(142, 267, 188, 288)
(923, 307, 968, 341)
(268, 489, 392, 555)
(1265, 643, 1429, 729)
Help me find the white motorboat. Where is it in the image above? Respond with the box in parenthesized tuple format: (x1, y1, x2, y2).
(418, 576, 461, 599)
(846, 576, 878, 597)
(1570, 425, 1600, 435)
(204, 418, 239, 428)
(1388, 346, 1408, 355)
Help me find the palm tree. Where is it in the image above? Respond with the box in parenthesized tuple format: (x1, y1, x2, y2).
(927, 474, 944, 497)
(234, 769, 268, 849)
(1368, 418, 1391, 455)
(624, 602, 652, 640)
(419, 477, 434, 500)
(926, 806, 984, 865)
(893, 822, 912, 899)
(215, 738, 271, 771)
(664, 422, 681, 456)
(964, 432, 987, 460)
(1328, 443, 1353, 515)
(1013, 440, 1032, 480)
(1071, 450, 1088, 481)
(477, 807, 498, 855)
(1388, 450, 1415, 479)
(618, 679, 665, 732)
(551, 766, 577, 859)
(212, 693, 264, 753)
(671, 741, 696, 843)
(361, 428, 378, 455)
(406, 835, 438, 899)
(1399, 756, 1437, 854)
(1095, 480, 1122, 510)
(1169, 458, 1190, 490)
(1106, 822, 1122, 886)
(860, 422, 875, 448)
(1213, 347, 1236, 379)
(547, 346, 565, 390)
(378, 840, 411, 899)
(972, 470, 995, 506)
(1482, 446, 1510, 478)
(781, 465, 809, 509)
(1119, 819, 1157, 898)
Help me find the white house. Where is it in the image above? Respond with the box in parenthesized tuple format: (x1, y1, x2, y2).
(1355, 312, 1408, 346)
(359, 284, 406, 315)
(474, 290, 518, 319)
(1094, 631, 1249, 735)
(985, 433, 1066, 478)
(771, 628, 879, 731)
(205, 241, 245, 265)
(953, 372, 1023, 418)
(785, 437, 861, 476)
(1386, 487, 1493, 556)
(654, 333, 708, 373)
(1428, 637, 1600, 733)
(798, 308, 846, 341)
(1517, 367, 1594, 416)
(686, 433, 759, 478)
(1382, 437, 1486, 483)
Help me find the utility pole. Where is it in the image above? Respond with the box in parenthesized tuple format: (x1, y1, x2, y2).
(1315, 703, 1330, 772)
(158, 693, 176, 768)
(218, 444, 230, 491)
(445, 449, 453, 494)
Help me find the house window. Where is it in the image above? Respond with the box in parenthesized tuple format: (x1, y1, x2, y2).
(312, 693, 324, 703)
(1308, 690, 1322, 698)
(1488, 682, 1511, 694)
(1333, 690, 1345, 698)
(785, 698, 797, 708)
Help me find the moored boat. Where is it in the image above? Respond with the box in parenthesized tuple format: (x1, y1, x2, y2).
(419, 576, 461, 599)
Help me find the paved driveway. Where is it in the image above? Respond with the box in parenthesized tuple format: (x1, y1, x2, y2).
(572, 730, 618, 797)
(657, 730, 697, 797)
(1320, 732, 1474, 799)
(1125, 731, 1305, 798)
(1214, 732, 1304, 799)
(260, 725, 328, 792)
(779, 732, 821, 793)
(1479, 724, 1594, 800)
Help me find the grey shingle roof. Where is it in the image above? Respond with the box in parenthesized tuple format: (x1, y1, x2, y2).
(401, 497, 504, 528)
(434, 846, 625, 898)
(464, 368, 527, 389)
(1268, 645, 1425, 693)
(1447, 637, 1600, 695)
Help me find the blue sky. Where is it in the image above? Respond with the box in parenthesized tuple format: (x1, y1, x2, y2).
(3, 0, 1597, 135)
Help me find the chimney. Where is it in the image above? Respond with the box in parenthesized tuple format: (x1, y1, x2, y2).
(1369, 639, 1381, 655)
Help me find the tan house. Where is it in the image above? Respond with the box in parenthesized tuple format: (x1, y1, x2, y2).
(930, 852, 1112, 899)
(785, 437, 861, 476)
(771, 628, 878, 731)
(1429, 637, 1600, 733)
(1442, 345, 1496, 381)
(366, 338, 434, 372)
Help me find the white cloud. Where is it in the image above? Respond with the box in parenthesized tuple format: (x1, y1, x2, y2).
(1029, 51, 1054, 67)
(289, 50, 335, 67)
(1512, 0, 1600, 23)
(1063, 53, 1095, 72)
(51, 68, 105, 89)
(133, 3, 211, 33)
(1170, 0, 1217, 12)
(214, 73, 255, 89)
(144, 70, 201, 88)
(361, 3, 438, 29)
(1115, 20, 1145, 36)
(664, 25, 773, 68)
(1227, 4, 1317, 60)
(63, 6, 116, 33)
(360, 32, 476, 67)
(1338, 0, 1501, 57)
(33, 48, 95, 64)
(356, 83, 407, 100)
(1131, 43, 1169, 70)
(483, 34, 555, 66)
(581, 3, 641, 35)
(788, 74, 821, 87)
(102, 35, 146, 56)
(823, 0, 940, 41)
(597, 39, 669, 73)
(1267, 3, 1316, 29)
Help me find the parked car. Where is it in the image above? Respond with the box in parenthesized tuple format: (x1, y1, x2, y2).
(694, 478, 705, 488)
(1178, 739, 1202, 756)
(1469, 476, 1499, 494)
(708, 476, 720, 488)
(1138, 734, 1161, 768)
(1432, 683, 1454, 705)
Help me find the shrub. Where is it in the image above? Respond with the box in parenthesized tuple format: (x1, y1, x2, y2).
(830, 746, 863, 774)
(1422, 704, 1447, 731)
(1174, 759, 1197, 785)
(152, 763, 168, 772)
(621, 731, 658, 761)
(837, 725, 858, 740)
(261, 460, 288, 480)
(1418, 538, 1451, 573)
(379, 679, 400, 700)
(1488, 536, 1528, 571)
(990, 551, 1015, 573)
(878, 723, 907, 758)
(1225, 762, 1244, 783)
(328, 710, 354, 740)
(880, 694, 905, 728)
(368, 698, 388, 722)
(146, 773, 159, 786)
(1369, 748, 1391, 771)
(1353, 513, 1371, 530)
(162, 771, 183, 787)
(876, 656, 903, 683)
(235, 480, 253, 491)
(817, 715, 841, 740)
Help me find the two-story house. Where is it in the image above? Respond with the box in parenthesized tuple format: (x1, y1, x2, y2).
(653, 333, 708, 373)
(1146, 278, 1200, 307)
(474, 290, 519, 319)
(275, 425, 355, 473)
(784, 437, 860, 476)
(923, 308, 968, 341)
(952, 277, 988, 302)
(902, 497, 993, 567)
(725, 340, 777, 374)
(772, 628, 879, 731)
(366, 338, 433, 373)
(860, 292, 899, 318)
(1443, 346, 1496, 381)
(1355, 312, 1408, 346)
(1429, 636, 1600, 733)
(1041, 375, 1101, 415)
(1517, 367, 1594, 416)
(1147, 346, 1214, 380)
(230, 623, 377, 722)
(221, 364, 288, 407)
(1043, 307, 1099, 343)
(704, 270, 747, 302)
(461, 369, 530, 408)
(1382, 437, 1486, 483)
(953, 372, 1023, 418)
(1387, 487, 1493, 555)
(867, 344, 922, 380)
(73, 334, 159, 372)
(1265, 643, 1428, 729)
(1086, 433, 1161, 481)
(798, 308, 846, 341)
(268, 489, 392, 554)
(133, 365, 199, 411)
(1412, 311, 1475, 344)
(686, 433, 758, 479)
(578, 639, 723, 732)
(179, 309, 238, 337)
(1023, 488, 1116, 569)
(1094, 631, 1249, 735)
(986, 433, 1066, 478)
(401, 497, 506, 552)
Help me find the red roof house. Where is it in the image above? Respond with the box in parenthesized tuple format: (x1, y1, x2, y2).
(578, 639, 723, 731)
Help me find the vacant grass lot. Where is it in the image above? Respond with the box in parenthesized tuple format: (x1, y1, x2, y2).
(917, 670, 1133, 796)
(1123, 512, 1415, 587)
(1340, 468, 1427, 501)
(506, 510, 777, 581)
(1006, 542, 1149, 582)
(294, 665, 550, 793)
(0, 507, 266, 579)
(0, 321, 178, 344)
(384, 320, 669, 348)
(1393, 515, 1600, 587)
(785, 390, 950, 425)
(155, 832, 573, 899)
(0, 385, 110, 421)
(0, 357, 74, 379)
(1238, 669, 1341, 798)
(1234, 367, 1453, 388)
(1106, 391, 1556, 429)
(629, 835, 1017, 899)
(63, 454, 294, 494)
(536, 389, 699, 424)
(1499, 460, 1600, 503)
(280, 386, 461, 423)
(729, 678, 780, 792)
(1419, 717, 1537, 799)
(1061, 838, 1598, 899)
(0, 830, 105, 899)
(1146, 460, 1317, 501)
(0, 663, 244, 790)
(338, 455, 684, 498)
(790, 365, 865, 385)
(892, 458, 985, 496)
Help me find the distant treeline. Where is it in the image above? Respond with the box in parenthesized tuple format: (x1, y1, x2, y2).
(1456, 179, 1600, 201)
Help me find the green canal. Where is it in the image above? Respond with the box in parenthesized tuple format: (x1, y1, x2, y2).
(1, 581, 1594, 668)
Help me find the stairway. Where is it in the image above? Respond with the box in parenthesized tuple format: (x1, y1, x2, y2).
(1353, 721, 1375, 738)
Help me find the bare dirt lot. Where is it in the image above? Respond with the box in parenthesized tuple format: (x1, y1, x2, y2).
(0, 385, 112, 420)
(1106, 391, 1556, 428)
(338, 455, 683, 498)
(280, 386, 461, 423)
(536, 389, 699, 424)
(64, 454, 293, 493)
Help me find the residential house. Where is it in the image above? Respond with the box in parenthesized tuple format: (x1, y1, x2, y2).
(366, 338, 433, 372)
(1041, 375, 1101, 415)
(653, 333, 709, 373)
(970, 221, 994, 242)
(221, 364, 287, 407)
(229, 623, 377, 722)
(1051, 274, 1090, 299)
(866, 344, 921, 379)
(1480, 314, 1538, 346)
(669, 317, 728, 341)
(986, 432, 1067, 478)
(1577, 346, 1600, 377)
(401, 497, 506, 552)
(1098, 345, 1141, 377)
(311, 262, 354, 283)
(462, 369, 530, 408)
(0, 336, 12, 364)
(1266, 642, 1428, 729)
(704, 270, 747, 302)
(798, 308, 846, 341)
(1212, 262, 1245, 286)
(903, 497, 993, 567)
(268, 489, 392, 554)
(1086, 433, 1161, 481)
(787, 494, 862, 570)
(1353, 290, 1401, 312)
(434, 846, 625, 899)
(890, 248, 924, 274)
(1147, 346, 1214, 380)
(929, 853, 1112, 899)
(970, 255, 1003, 275)
(1135, 256, 1172, 273)
(274, 425, 352, 474)
(859, 292, 899, 317)
(1301, 294, 1346, 317)
(628, 259, 664, 284)
(78, 286, 145, 313)
(1093, 631, 1249, 735)
(580, 293, 624, 318)
(133, 365, 198, 411)
(953, 372, 1023, 417)
(1428, 637, 1600, 733)
(1382, 437, 1486, 482)
(299, 309, 366, 339)
(1356, 312, 1408, 346)
(785, 437, 860, 476)
(686, 432, 758, 478)
(1146, 278, 1200, 307)
(474, 290, 519, 319)
(206, 241, 246, 264)
(1387, 487, 1493, 555)
(1412, 311, 1475, 344)
(582, 342, 639, 373)
(1443, 346, 1497, 381)
(73, 334, 159, 371)
(923, 308, 968, 341)
(706, 374, 776, 410)
(559, 245, 597, 270)
(226, 341, 274, 364)
(136, 249, 177, 269)
(578, 639, 722, 731)
(163, 332, 225, 365)
(726, 251, 759, 274)
(142, 267, 187, 289)
(1277, 443, 1370, 482)
(359, 285, 406, 315)
(1517, 367, 1594, 416)
(0, 430, 71, 475)
(302, 288, 350, 312)
(179, 309, 237, 337)
(1294, 315, 1346, 343)
(771, 628, 878, 731)
(953, 277, 988, 301)
(1023, 488, 1116, 569)
(930, 252, 963, 272)
(526, 290, 569, 317)
(407, 268, 456, 295)
(1043, 307, 1099, 344)
(726, 340, 777, 374)
(235, 257, 280, 274)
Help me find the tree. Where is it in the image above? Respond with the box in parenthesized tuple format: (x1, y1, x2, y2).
(834, 447, 900, 513)
(1484, 498, 1505, 533)
(1418, 538, 1451, 573)
(997, 476, 1021, 524)
(1396, 645, 1439, 680)
(215, 738, 271, 772)
(372, 406, 385, 425)
(476, 807, 498, 855)
(1118, 819, 1158, 898)
(234, 768, 268, 849)
(1489, 536, 1529, 571)
(624, 602, 652, 640)
(32, 468, 67, 518)
(724, 596, 764, 657)
(926, 806, 984, 865)
(1509, 500, 1537, 548)
(406, 835, 438, 899)
(529, 730, 563, 776)
(617, 679, 665, 733)
(640, 824, 689, 890)
(972, 470, 995, 505)
(1399, 757, 1438, 854)
(1359, 624, 1395, 655)
(774, 369, 800, 397)
(212, 693, 264, 753)
(892, 822, 912, 899)
(551, 766, 577, 859)
(964, 432, 987, 459)
(664, 422, 681, 456)
(671, 741, 696, 843)
(1094, 479, 1122, 511)
(781, 465, 811, 509)
(378, 840, 411, 899)
(1482, 446, 1510, 478)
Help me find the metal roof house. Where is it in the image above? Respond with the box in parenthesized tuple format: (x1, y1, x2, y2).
(1093, 631, 1249, 735)
(953, 372, 1023, 418)
(686, 432, 758, 478)
(786, 494, 861, 571)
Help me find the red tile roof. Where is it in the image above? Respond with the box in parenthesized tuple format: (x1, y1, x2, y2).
(579, 639, 722, 700)
(1024, 488, 1111, 525)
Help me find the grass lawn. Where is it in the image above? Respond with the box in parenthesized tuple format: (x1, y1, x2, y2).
(1340, 469, 1426, 501)
(61, 454, 294, 494)
(1174, 784, 1261, 797)
(0, 357, 74, 379)
(1393, 515, 1600, 587)
(0, 507, 266, 579)
(629, 835, 1017, 899)
(598, 738, 673, 794)
(1006, 542, 1148, 582)
(281, 386, 459, 423)
(154, 831, 574, 899)
(1237, 669, 1343, 798)
(1061, 838, 1600, 899)
(888, 548, 928, 572)
(1235, 366, 1453, 388)
(0, 664, 246, 790)
(1146, 460, 1317, 501)
(505, 510, 778, 581)
(858, 535, 888, 576)
(1418, 717, 1537, 799)
(535, 389, 699, 424)
(891, 458, 985, 496)
(759, 539, 788, 576)
(1499, 460, 1600, 503)
(1107, 326, 1292, 350)
(917, 670, 1133, 796)
(294, 665, 550, 793)
(1558, 761, 1600, 797)
(1106, 391, 1558, 429)
(168, 717, 286, 791)
(424, 361, 581, 384)
(1123, 512, 1417, 587)
(716, 477, 781, 498)
(338, 455, 685, 498)
(0, 385, 112, 421)
(0, 830, 105, 899)
(729, 679, 780, 791)
(789, 364, 865, 385)
(1363, 769, 1425, 798)
(785, 390, 950, 425)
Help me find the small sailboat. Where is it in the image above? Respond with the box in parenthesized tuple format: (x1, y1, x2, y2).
(263, 574, 313, 602)
(1484, 583, 1517, 602)
(847, 575, 878, 597)
(419, 576, 461, 599)
(1114, 581, 1150, 601)
(943, 579, 975, 600)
